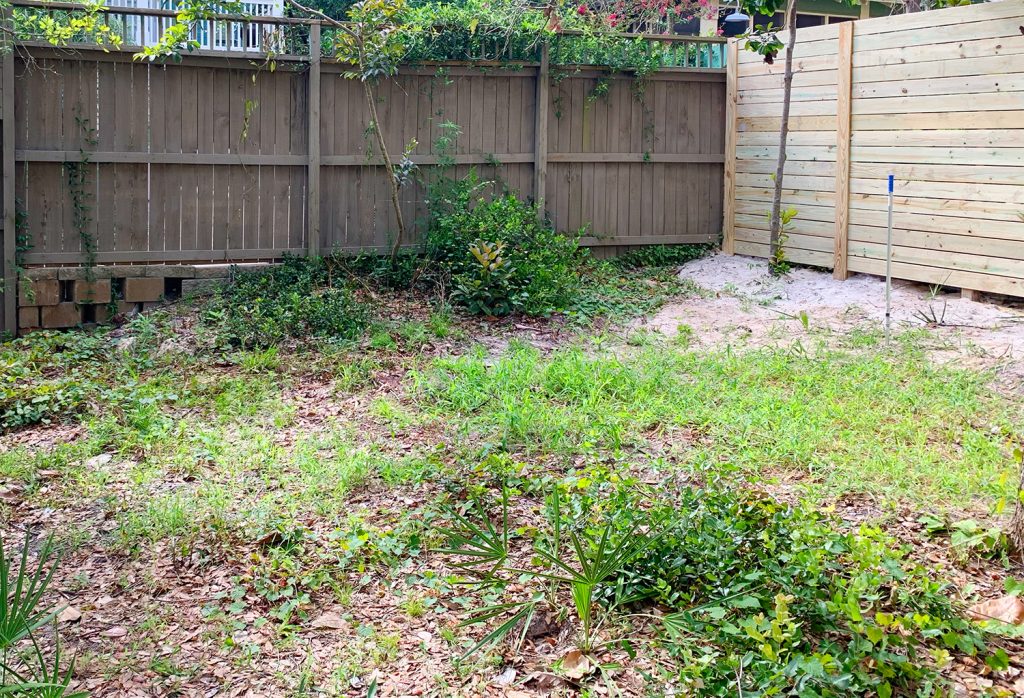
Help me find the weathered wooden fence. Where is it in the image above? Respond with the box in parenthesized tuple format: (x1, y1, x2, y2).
(0, 1, 728, 333)
(723, 0, 1024, 298)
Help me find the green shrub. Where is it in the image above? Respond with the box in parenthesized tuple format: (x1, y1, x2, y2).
(424, 172, 583, 316)
(1, 331, 119, 429)
(610, 243, 712, 269)
(442, 471, 988, 696)
(201, 256, 368, 349)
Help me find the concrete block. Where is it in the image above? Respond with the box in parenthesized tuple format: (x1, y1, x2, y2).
(41, 303, 81, 329)
(144, 265, 197, 279)
(17, 306, 40, 330)
(124, 277, 165, 302)
(73, 279, 111, 304)
(95, 301, 139, 323)
(18, 279, 60, 306)
(193, 264, 236, 279)
(56, 266, 148, 280)
(181, 278, 227, 296)
(109, 264, 149, 276)
(23, 268, 58, 281)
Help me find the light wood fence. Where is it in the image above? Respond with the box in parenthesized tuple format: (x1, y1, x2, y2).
(723, 0, 1024, 298)
(0, 1, 728, 333)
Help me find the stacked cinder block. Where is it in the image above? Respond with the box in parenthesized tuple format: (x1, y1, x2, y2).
(15, 263, 255, 332)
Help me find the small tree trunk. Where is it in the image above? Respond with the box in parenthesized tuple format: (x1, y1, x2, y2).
(363, 80, 406, 263)
(769, 0, 799, 259)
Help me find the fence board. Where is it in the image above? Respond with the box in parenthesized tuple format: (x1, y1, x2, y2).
(12, 38, 724, 274)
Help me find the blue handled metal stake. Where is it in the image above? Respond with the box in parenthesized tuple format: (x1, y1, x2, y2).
(885, 174, 894, 342)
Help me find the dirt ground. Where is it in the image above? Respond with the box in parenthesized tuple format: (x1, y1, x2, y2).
(637, 254, 1024, 395)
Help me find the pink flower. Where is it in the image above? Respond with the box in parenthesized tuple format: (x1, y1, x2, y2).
(577, 4, 588, 14)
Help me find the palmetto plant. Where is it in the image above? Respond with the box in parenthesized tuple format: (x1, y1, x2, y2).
(438, 488, 665, 657)
(0, 533, 84, 697)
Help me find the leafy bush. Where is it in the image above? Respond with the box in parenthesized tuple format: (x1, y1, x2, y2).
(202, 256, 368, 348)
(610, 243, 711, 270)
(424, 173, 583, 316)
(441, 471, 989, 696)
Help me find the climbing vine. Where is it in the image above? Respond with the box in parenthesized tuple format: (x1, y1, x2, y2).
(65, 108, 98, 278)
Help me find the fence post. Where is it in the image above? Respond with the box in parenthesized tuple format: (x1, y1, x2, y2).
(832, 21, 853, 280)
(307, 22, 321, 258)
(533, 42, 549, 216)
(722, 40, 738, 255)
(1, 9, 15, 336)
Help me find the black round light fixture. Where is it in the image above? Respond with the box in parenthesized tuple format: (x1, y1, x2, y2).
(722, 1, 750, 37)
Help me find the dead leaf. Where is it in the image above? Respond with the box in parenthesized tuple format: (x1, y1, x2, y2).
(0, 485, 23, 503)
(101, 626, 127, 638)
(561, 649, 593, 680)
(58, 607, 82, 623)
(968, 595, 1024, 624)
(310, 612, 348, 630)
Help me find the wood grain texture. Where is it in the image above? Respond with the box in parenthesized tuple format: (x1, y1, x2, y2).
(728, 0, 1024, 299)
(722, 40, 738, 255)
(833, 21, 853, 280)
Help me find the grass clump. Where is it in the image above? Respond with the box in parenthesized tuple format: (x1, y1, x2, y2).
(201, 256, 368, 349)
(419, 341, 1018, 509)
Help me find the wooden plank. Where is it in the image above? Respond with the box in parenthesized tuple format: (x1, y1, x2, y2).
(851, 111, 1024, 131)
(736, 200, 835, 222)
(307, 23, 320, 257)
(733, 239, 832, 267)
(851, 92, 1024, 116)
(851, 130, 1024, 149)
(850, 146, 1024, 167)
(581, 233, 715, 246)
(736, 186, 835, 207)
(16, 150, 308, 165)
(723, 40, 738, 255)
(533, 44, 549, 211)
(848, 217, 1024, 247)
(833, 21, 852, 279)
(735, 229, 835, 254)
(737, 53, 838, 79)
(849, 192, 1024, 222)
(847, 256, 1024, 298)
(848, 162, 1024, 186)
(737, 99, 838, 118)
(847, 239, 1024, 281)
(736, 145, 836, 162)
(738, 84, 841, 104)
(737, 172, 836, 192)
(854, 0, 1024, 37)
(855, 15, 1024, 54)
(853, 36, 1024, 71)
(22, 247, 308, 264)
(2, 42, 14, 334)
(853, 73, 1024, 100)
(738, 115, 836, 132)
(850, 177, 1024, 205)
(736, 159, 833, 177)
(854, 54, 1024, 86)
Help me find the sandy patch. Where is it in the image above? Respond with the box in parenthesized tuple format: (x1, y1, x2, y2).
(638, 254, 1024, 393)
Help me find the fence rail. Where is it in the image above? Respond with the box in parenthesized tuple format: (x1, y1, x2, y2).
(723, 0, 1024, 298)
(0, 1, 728, 333)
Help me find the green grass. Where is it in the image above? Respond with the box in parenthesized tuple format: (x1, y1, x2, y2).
(416, 338, 1019, 510)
